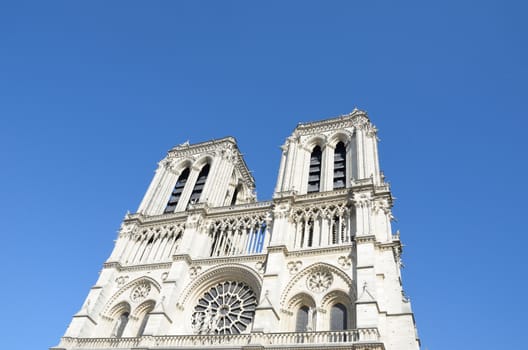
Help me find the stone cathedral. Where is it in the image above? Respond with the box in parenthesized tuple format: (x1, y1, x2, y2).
(53, 110, 420, 350)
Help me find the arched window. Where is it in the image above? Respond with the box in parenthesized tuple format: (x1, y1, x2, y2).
(188, 164, 210, 205)
(114, 312, 129, 338)
(164, 168, 190, 213)
(330, 303, 348, 331)
(307, 219, 314, 248)
(307, 146, 322, 193)
(230, 185, 240, 206)
(333, 142, 346, 189)
(137, 313, 150, 336)
(331, 215, 339, 244)
(295, 305, 310, 332)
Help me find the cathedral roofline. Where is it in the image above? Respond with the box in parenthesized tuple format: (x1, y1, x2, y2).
(167, 136, 255, 189)
(294, 108, 372, 135)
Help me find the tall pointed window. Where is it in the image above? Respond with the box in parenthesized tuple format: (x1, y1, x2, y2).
(295, 306, 310, 332)
(307, 146, 322, 193)
(164, 168, 190, 213)
(330, 303, 348, 331)
(230, 185, 240, 206)
(333, 142, 346, 189)
(114, 312, 129, 338)
(188, 164, 210, 205)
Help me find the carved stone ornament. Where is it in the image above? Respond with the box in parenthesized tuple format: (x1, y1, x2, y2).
(190, 266, 202, 279)
(191, 281, 257, 335)
(115, 276, 129, 287)
(338, 256, 352, 269)
(307, 270, 333, 293)
(161, 272, 169, 281)
(255, 261, 265, 274)
(130, 282, 152, 302)
(287, 261, 302, 275)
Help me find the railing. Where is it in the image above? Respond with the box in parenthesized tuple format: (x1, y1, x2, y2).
(55, 328, 381, 349)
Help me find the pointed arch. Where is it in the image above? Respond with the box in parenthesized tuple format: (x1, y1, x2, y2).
(102, 276, 161, 317)
(307, 146, 322, 193)
(333, 141, 347, 189)
(188, 163, 210, 205)
(280, 262, 355, 308)
(164, 167, 190, 213)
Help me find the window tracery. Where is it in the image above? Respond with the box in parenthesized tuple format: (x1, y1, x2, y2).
(191, 281, 257, 335)
(209, 213, 268, 257)
(123, 224, 184, 264)
(290, 203, 352, 249)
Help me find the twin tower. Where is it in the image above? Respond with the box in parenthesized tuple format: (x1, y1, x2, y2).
(53, 110, 420, 350)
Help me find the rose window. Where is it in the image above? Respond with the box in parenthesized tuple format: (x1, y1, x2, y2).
(191, 281, 257, 335)
(307, 270, 333, 293)
(130, 282, 151, 302)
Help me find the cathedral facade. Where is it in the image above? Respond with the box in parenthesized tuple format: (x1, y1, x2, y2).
(53, 110, 420, 350)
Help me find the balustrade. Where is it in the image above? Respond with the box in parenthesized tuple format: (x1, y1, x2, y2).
(56, 328, 381, 349)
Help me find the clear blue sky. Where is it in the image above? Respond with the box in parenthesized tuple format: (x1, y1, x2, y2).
(1, 1, 526, 349)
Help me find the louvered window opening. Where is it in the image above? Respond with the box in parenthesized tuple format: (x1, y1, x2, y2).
(333, 142, 346, 189)
(164, 168, 190, 213)
(307, 146, 322, 193)
(188, 164, 210, 205)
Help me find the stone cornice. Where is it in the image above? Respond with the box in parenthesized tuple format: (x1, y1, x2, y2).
(285, 244, 355, 258)
(294, 109, 374, 136)
(355, 235, 376, 244)
(175, 253, 267, 267)
(103, 261, 172, 272)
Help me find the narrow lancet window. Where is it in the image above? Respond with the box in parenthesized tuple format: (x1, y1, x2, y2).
(307, 146, 322, 193)
(333, 142, 346, 189)
(295, 306, 310, 332)
(188, 164, 210, 205)
(114, 312, 129, 338)
(164, 168, 190, 213)
(330, 303, 348, 331)
(230, 185, 240, 206)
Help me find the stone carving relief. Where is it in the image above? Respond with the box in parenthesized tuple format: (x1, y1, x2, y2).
(130, 282, 152, 302)
(307, 270, 333, 293)
(255, 261, 265, 274)
(115, 276, 129, 287)
(287, 261, 302, 275)
(338, 256, 352, 269)
(190, 266, 202, 279)
(191, 281, 257, 335)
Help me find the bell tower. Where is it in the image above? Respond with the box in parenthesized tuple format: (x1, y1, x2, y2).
(53, 110, 420, 350)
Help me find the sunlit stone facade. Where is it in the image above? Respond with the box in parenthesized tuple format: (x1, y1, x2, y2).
(53, 110, 420, 350)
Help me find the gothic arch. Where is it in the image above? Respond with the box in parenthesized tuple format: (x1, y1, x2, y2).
(131, 299, 156, 318)
(327, 130, 353, 148)
(107, 301, 131, 319)
(178, 263, 263, 308)
(320, 290, 355, 330)
(169, 158, 194, 175)
(192, 154, 214, 170)
(302, 135, 327, 151)
(280, 262, 354, 308)
(287, 292, 316, 310)
(102, 276, 161, 317)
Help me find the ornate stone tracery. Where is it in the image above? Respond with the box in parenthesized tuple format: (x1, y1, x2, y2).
(130, 282, 152, 302)
(307, 270, 333, 293)
(191, 281, 257, 335)
(208, 212, 270, 257)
